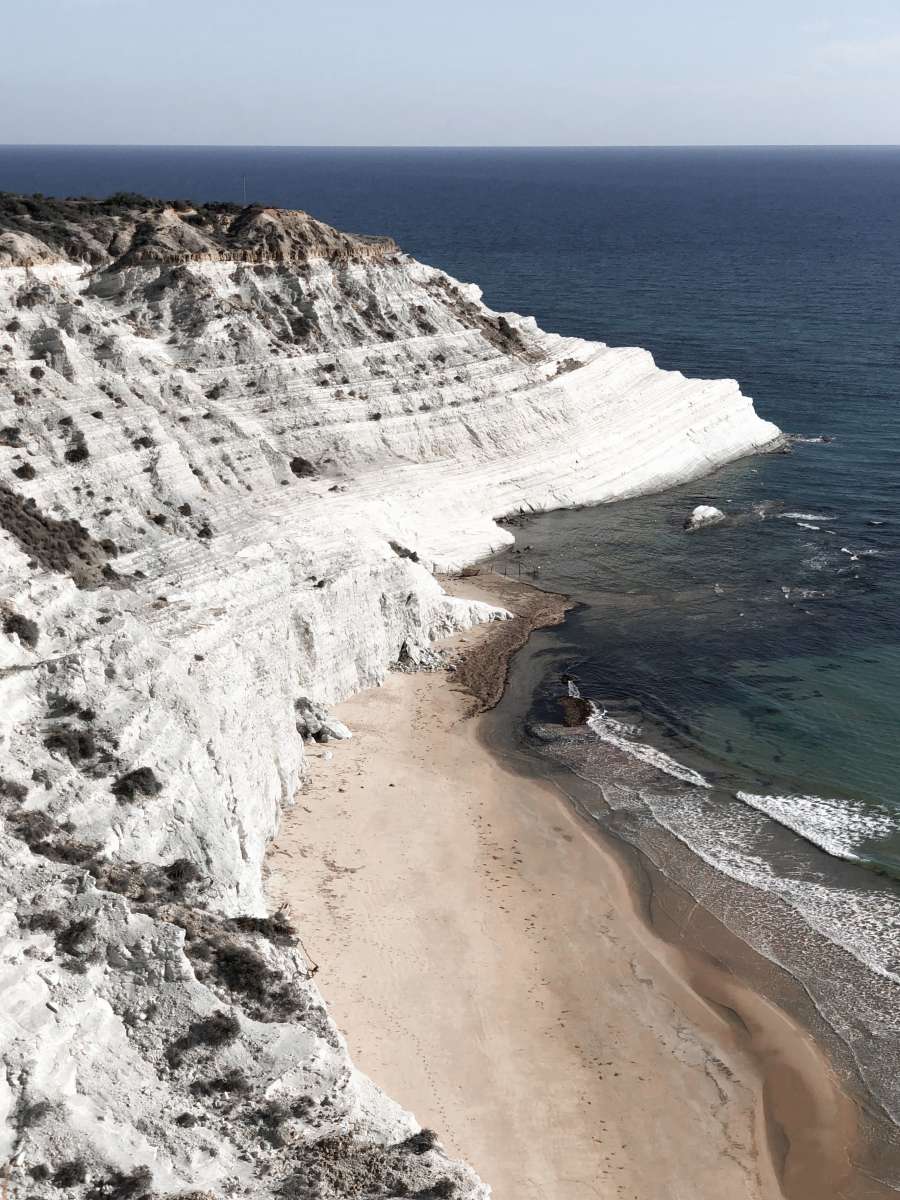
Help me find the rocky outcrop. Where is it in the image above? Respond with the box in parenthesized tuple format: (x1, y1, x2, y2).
(684, 504, 727, 531)
(0, 193, 395, 269)
(0, 195, 780, 1198)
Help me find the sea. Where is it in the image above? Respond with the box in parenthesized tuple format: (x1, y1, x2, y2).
(2, 145, 898, 1160)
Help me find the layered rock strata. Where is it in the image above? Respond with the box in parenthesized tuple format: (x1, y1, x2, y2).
(0, 194, 780, 1198)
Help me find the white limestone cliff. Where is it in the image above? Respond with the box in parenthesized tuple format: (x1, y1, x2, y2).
(0, 197, 780, 1199)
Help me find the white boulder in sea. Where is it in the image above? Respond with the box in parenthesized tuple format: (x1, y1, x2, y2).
(0, 194, 781, 1197)
(685, 504, 727, 531)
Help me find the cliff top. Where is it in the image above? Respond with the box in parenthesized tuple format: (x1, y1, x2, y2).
(0, 191, 398, 269)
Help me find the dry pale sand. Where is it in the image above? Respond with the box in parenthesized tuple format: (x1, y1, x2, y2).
(268, 579, 857, 1200)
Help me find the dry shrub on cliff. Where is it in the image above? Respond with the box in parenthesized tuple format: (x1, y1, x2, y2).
(0, 483, 115, 585)
(43, 725, 97, 763)
(0, 775, 28, 801)
(189, 1068, 251, 1098)
(52, 1159, 87, 1187)
(86, 1165, 153, 1200)
(111, 766, 162, 803)
(2, 609, 39, 648)
(166, 1009, 241, 1067)
(279, 1133, 458, 1200)
(232, 906, 297, 945)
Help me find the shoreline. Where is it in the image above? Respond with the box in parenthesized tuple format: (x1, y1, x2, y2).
(268, 572, 882, 1200)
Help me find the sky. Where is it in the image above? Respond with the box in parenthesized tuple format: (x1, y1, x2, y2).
(4, 0, 900, 146)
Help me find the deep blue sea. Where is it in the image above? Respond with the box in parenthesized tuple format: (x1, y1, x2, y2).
(2, 145, 899, 1139)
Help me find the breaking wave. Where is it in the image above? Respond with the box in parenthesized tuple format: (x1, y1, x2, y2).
(737, 790, 896, 868)
(586, 702, 710, 788)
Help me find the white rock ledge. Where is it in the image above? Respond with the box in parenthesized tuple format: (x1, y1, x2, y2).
(0, 201, 780, 1198)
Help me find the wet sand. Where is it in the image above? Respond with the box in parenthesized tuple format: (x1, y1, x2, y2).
(269, 573, 865, 1200)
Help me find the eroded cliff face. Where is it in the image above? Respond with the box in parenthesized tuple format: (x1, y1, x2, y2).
(0, 197, 780, 1199)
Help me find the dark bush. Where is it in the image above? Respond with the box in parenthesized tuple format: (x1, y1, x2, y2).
(166, 857, 202, 888)
(167, 1009, 240, 1066)
(48, 837, 100, 864)
(214, 942, 270, 999)
(248, 1096, 315, 1147)
(56, 916, 95, 958)
(43, 725, 96, 763)
(86, 1165, 153, 1200)
(53, 1160, 87, 1187)
(64, 442, 89, 464)
(280, 1133, 434, 1199)
(231, 907, 296, 944)
(8, 808, 57, 845)
(16, 1098, 52, 1126)
(13, 462, 36, 480)
(47, 693, 80, 718)
(189, 1068, 251, 1097)
(0, 426, 22, 446)
(2, 610, 38, 648)
(27, 910, 64, 934)
(174, 1111, 197, 1127)
(111, 767, 161, 803)
(399, 1128, 439, 1155)
(0, 775, 28, 800)
(88, 856, 204, 904)
(289, 456, 317, 478)
(250, 1098, 292, 1147)
(420, 1181, 456, 1199)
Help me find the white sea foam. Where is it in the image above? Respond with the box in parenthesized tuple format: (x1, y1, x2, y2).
(636, 789, 900, 986)
(586, 704, 709, 787)
(543, 728, 900, 991)
(779, 511, 832, 521)
(737, 791, 896, 865)
(797, 521, 820, 530)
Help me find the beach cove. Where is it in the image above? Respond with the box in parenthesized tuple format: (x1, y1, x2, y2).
(269, 574, 866, 1200)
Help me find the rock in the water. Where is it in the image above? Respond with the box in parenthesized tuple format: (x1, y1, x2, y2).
(684, 504, 726, 531)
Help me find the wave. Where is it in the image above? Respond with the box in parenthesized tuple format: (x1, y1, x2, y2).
(643, 791, 900, 988)
(779, 511, 832, 521)
(737, 790, 896, 867)
(586, 703, 710, 788)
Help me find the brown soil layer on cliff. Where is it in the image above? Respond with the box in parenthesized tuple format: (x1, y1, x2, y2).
(0, 192, 396, 268)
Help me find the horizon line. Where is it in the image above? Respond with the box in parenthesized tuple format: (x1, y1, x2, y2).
(2, 142, 900, 151)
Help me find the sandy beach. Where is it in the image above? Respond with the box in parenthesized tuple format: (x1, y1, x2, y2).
(269, 574, 861, 1200)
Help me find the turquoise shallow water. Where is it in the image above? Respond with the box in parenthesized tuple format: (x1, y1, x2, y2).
(3, 143, 899, 1157)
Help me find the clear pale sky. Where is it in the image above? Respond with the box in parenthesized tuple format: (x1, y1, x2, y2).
(4, 0, 900, 145)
